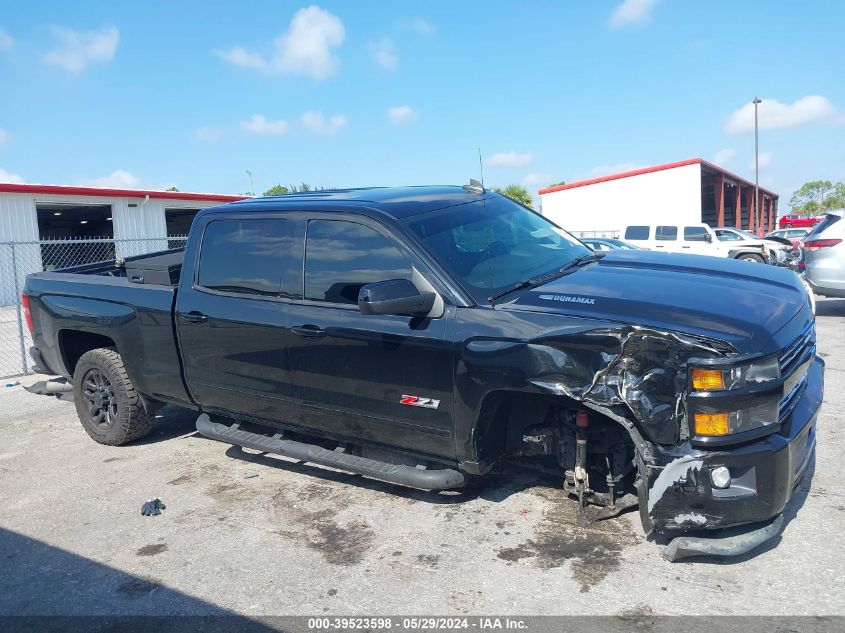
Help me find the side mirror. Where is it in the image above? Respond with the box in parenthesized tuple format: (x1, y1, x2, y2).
(704, 233, 713, 243)
(358, 279, 436, 317)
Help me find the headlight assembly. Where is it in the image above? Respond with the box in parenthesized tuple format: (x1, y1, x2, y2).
(694, 400, 780, 437)
(689, 356, 782, 439)
(690, 356, 779, 392)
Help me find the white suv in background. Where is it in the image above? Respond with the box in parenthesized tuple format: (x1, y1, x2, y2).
(622, 223, 767, 262)
(802, 209, 845, 298)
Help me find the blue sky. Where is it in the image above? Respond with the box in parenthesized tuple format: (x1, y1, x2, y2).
(0, 0, 843, 205)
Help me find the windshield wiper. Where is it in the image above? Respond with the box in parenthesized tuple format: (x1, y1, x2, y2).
(487, 253, 601, 304)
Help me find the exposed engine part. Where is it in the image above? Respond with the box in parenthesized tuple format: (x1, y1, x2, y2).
(574, 411, 590, 523)
(516, 407, 637, 520)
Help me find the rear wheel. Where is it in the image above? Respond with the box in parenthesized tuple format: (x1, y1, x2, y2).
(738, 253, 765, 263)
(73, 348, 154, 445)
(784, 222, 793, 228)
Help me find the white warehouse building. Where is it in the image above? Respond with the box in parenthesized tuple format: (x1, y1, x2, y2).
(0, 182, 245, 305)
(538, 158, 779, 238)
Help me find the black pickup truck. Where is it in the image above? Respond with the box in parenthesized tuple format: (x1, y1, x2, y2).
(23, 184, 823, 561)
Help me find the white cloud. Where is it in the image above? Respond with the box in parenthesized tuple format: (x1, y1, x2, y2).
(609, 0, 658, 28)
(586, 162, 640, 177)
(724, 95, 842, 134)
(368, 37, 397, 71)
(0, 29, 14, 51)
(0, 128, 7, 145)
(240, 114, 289, 135)
(215, 6, 345, 80)
(193, 125, 222, 142)
(42, 26, 119, 73)
(0, 167, 23, 183)
(76, 170, 140, 188)
(522, 173, 554, 187)
(387, 105, 417, 124)
(713, 148, 735, 165)
(301, 110, 347, 135)
(748, 152, 772, 170)
(408, 18, 435, 36)
(486, 151, 534, 168)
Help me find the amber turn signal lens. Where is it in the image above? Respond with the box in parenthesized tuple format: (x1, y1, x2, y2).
(691, 368, 724, 391)
(694, 412, 730, 436)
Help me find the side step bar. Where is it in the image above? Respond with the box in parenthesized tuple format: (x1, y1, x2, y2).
(195, 414, 466, 491)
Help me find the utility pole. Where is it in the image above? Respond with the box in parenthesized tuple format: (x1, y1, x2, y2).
(246, 170, 255, 197)
(753, 97, 762, 232)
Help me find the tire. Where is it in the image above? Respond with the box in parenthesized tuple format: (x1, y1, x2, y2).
(784, 223, 792, 228)
(72, 347, 154, 445)
(738, 253, 764, 263)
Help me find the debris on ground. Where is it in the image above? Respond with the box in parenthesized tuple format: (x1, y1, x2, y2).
(141, 498, 166, 516)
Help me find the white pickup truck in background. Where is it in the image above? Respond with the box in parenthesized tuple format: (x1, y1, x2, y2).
(622, 223, 769, 262)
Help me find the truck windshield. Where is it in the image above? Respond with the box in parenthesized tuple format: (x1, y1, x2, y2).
(404, 196, 592, 304)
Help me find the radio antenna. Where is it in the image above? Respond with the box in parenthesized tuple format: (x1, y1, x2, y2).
(478, 147, 485, 188)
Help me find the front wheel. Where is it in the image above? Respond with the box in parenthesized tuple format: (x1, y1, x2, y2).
(73, 348, 154, 445)
(783, 223, 792, 228)
(738, 253, 765, 263)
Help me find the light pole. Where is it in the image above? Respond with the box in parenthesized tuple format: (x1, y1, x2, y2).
(246, 169, 255, 197)
(753, 97, 762, 232)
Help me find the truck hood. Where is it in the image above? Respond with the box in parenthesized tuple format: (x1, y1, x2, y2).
(506, 250, 808, 352)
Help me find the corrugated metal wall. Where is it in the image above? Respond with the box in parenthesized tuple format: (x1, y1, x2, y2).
(0, 192, 228, 299)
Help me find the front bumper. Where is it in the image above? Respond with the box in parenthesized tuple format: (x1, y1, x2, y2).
(644, 355, 823, 534)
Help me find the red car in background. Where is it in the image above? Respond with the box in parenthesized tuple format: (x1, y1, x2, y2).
(779, 213, 822, 229)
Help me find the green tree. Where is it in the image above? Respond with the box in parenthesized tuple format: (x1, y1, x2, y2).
(789, 180, 845, 215)
(263, 184, 289, 196)
(165, 186, 179, 192)
(492, 184, 534, 208)
(547, 180, 566, 188)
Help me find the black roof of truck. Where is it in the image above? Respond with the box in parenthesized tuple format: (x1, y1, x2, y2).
(201, 186, 489, 220)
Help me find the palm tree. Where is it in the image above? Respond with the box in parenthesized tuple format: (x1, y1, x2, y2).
(492, 184, 534, 208)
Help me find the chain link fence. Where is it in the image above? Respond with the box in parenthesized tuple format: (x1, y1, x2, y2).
(1, 236, 187, 379)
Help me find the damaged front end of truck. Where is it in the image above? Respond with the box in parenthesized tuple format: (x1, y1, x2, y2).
(462, 314, 822, 561)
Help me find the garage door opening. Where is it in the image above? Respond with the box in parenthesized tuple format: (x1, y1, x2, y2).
(165, 207, 201, 248)
(36, 203, 114, 270)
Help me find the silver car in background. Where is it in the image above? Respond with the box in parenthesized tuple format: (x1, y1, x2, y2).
(802, 209, 845, 298)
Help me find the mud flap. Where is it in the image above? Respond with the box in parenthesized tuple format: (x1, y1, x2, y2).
(662, 513, 784, 562)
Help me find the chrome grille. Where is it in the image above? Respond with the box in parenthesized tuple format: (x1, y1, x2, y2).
(779, 321, 815, 378)
(778, 321, 816, 421)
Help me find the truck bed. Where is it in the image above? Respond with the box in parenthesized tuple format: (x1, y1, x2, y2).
(24, 250, 191, 406)
(58, 248, 184, 287)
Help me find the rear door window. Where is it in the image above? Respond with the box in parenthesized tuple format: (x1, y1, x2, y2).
(806, 214, 841, 238)
(655, 226, 678, 241)
(304, 219, 413, 305)
(198, 218, 303, 299)
(624, 226, 650, 240)
(684, 226, 710, 242)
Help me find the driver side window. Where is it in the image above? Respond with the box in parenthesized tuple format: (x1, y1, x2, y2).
(304, 220, 413, 305)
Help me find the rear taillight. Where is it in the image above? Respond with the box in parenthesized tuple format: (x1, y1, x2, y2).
(21, 293, 33, 332)
(803, 238, 842, 249)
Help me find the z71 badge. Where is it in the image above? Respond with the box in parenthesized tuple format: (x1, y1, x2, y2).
(400, 395, 441, 409)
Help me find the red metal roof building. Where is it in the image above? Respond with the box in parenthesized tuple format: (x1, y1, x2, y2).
(538, 158, 779, 236)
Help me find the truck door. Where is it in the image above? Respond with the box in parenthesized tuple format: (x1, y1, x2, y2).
(283, 216, 456, 459)
(175, 214, 305, 421)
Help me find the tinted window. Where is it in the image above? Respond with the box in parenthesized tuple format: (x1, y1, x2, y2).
(198, 219, 302, 299)
(624, 226, 650, 240)
(655, 226, 677, 241)
(305, 220, 412, 305)
(405, 197, 590, 304)
(684, 226, 709, 242)
(806, 214, 841, 238)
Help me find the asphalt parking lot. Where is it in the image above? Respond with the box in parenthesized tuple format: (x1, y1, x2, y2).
(1, 298, 844, 618)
